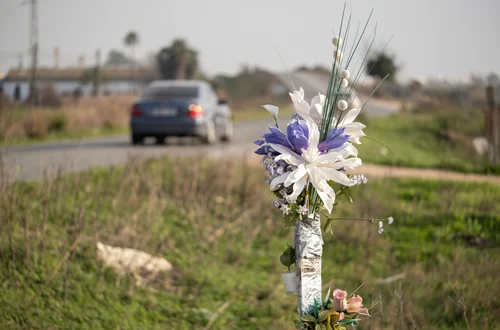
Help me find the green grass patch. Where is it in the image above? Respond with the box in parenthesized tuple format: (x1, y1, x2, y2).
(1, 156, 499, 329)
(356, 108, 500, 175)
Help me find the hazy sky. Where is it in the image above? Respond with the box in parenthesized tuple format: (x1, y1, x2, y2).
(1, 0, 499, 80)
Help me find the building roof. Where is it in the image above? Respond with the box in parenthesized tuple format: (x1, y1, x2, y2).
(4, 66, 157, 81)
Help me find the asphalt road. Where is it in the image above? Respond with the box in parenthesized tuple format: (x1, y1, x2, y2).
(3, 73, 398, 181)
(3, 118, 276, 182)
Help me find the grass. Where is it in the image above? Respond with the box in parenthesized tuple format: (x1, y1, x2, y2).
(1, 155, 499, 329)
(356, 106, 500, 175)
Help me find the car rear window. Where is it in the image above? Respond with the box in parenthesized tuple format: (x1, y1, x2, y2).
(142, 86, 199, 99)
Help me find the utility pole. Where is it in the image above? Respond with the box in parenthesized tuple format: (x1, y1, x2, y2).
(28, 0, 39, 107)
(92, 49, 101, 97)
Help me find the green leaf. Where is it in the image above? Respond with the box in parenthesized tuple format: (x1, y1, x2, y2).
(301, 315, 317, 323)
(279, 244, 295, 268)
(325, 323, 333, 330)
(315, 325, 321, 330)
(323, 218, 333, 233)
(318, 310, 330, 323)
(347, 191, 353, 204)
(323, 287, 331, 306)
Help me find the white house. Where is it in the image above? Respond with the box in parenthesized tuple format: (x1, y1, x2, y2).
(1, 66, 157, 101)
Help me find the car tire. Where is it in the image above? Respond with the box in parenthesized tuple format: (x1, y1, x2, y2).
(155, 136, 166, 145)
(131, 134, 143, 145)
(221, 118, 233, 142)
(202, 120, 216, 144)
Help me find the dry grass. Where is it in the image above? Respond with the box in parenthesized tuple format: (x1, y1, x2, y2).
(0, 95, 135, 142)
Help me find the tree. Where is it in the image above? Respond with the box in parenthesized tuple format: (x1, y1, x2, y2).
(123, 31, 139, 62)
(105, 50, 133, 66)
(156, 39, 198, 80)
(366, 52, 398, 81)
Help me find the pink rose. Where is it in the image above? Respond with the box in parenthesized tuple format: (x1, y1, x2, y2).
(332, 289, 348, 312)
(347, 295, 369, 315)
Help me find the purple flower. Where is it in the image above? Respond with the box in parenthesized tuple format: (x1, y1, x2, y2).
(263, 127, 290, 146)
(286, 120, 309, 154)
(258, 118, 311, 155)
(318, 128, 350, 151)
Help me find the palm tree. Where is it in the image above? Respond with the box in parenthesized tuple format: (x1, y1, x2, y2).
(123, 31, 139, 61)
(123, 31, 139, 91)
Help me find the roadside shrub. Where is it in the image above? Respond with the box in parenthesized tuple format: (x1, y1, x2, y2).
(23, 112, 49, 139)
(48, 114, 67, 132)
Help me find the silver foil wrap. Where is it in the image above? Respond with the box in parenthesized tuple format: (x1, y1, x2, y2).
(294, 213, 323, 316)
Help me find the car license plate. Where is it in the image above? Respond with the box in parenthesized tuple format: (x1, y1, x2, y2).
(152, 108, 177, 116)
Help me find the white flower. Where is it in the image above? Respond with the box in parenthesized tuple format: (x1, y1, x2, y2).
(298, 204, 308, 215)
(338, 100, 348, 110)
(333, 108, 366, 144)
(388, 216, 394, 224)
(341, 70, 350, 79)
(289, 88, 325, 124)
(262, 104, 279, 119)
(267, 118, 361, 213)
(332, 36, 342, 46)
(378, 228, 384, 235)
(340, 78, 348, 88)
(378, 221, 383, 228)
(280, 204, 291, 215)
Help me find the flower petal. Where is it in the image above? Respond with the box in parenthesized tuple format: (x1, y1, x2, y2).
(268, 143, 305, 166)
(270, 172, 289, 190)
(284, 164, 307, 187)
(342, 108, 361, 125)
(304, 117, 320, 149)
(289, 174, 308, 201)
(262, 104, 279, 118)
(314, 180, 336, 213)
(320, 167, 357, 186)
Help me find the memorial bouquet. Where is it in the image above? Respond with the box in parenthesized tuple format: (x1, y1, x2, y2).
(254, 8, 394, 329)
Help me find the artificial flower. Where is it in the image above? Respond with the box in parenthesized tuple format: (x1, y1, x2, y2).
(267, 118, 360, 213)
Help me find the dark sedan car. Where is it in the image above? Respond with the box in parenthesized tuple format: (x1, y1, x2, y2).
(130, 80, 233, 145)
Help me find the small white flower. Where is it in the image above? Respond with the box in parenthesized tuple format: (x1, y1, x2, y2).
(286, 195, 297, 203)
(333, 49, 343, 61)
(388, 216, 394, 225)
(378, 228, 384, 235)
(340, 78, 348, 88)
(298, 204, 308, 215)
(338, 100, 348, 110)
(341, 70, 350, 79)
(378, 221, 383, 228)
(332, 36, 342, 46)
(262, 104, 279, 119)
(280, 204, 291, 215)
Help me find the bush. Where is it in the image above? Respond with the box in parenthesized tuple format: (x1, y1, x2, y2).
(48, 114, 67, 133)
(23, 112, 49, 139)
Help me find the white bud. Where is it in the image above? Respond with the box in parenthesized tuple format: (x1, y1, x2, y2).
(338, 100, 348, 110)
(332, 36, 342, 47)
(340, 78, 348, 88)
(333, 49, 343, 61)
(341, 70, 350, 79)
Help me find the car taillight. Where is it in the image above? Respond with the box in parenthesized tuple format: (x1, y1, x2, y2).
(131, 104, 141, 117)
(188, 104, 203, 118)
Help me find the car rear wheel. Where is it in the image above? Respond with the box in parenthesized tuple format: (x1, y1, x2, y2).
(221, 118, 233, 142)
(202, 120, 216, 144)
(155, 136, 166, 145)
(131, 134, 144, 145)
